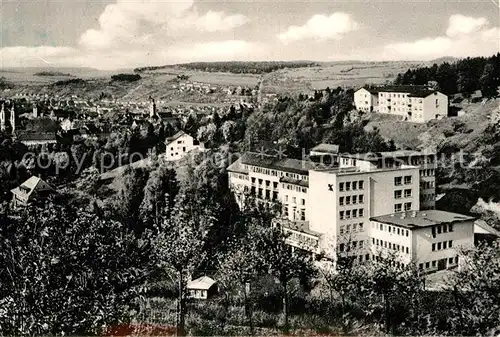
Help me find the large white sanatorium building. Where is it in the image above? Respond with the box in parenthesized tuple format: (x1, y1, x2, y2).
(227, 149, 474, 272)
(354, 85, 448, 123)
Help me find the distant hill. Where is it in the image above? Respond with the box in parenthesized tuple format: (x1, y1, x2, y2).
(430, 56, 458, 64)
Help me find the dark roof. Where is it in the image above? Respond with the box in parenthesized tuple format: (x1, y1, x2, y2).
(239, 152, 317, 175)
(166, 130, 189, 143)
(227, 159, 248, 175)
(360, 85, 437, 97)
(370, 210, 476, 229)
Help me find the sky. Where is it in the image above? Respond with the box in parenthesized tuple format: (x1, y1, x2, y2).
(0, 0, 499, 69)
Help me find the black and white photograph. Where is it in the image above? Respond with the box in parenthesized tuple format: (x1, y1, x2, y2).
(0, 0, 499, 335)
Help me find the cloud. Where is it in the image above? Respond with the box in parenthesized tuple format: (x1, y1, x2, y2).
(79, 0, 249, 50)
(164, 40, 256, 63)
(383, 15, 499, 60)
(0, 46, 80, 67)
(446, 14, 488, 37)
(278, 12, 359, 44)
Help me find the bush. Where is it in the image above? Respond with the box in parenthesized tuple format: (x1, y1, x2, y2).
(111, 73, 141, 82)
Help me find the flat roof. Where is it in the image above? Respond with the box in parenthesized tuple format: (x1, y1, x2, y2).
(370, 210, 476, 229)
(338, 150, 435, 161)
(238, 152, 318, 175)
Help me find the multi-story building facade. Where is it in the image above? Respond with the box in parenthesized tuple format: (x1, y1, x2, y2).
(336, 150, 437, 210)
(228, 148, 472, 272)
(354, 86, 448, 123)
(369, 210, 475, 272)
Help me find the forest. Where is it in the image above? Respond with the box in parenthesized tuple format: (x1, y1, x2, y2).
(394, 53, 500, 97)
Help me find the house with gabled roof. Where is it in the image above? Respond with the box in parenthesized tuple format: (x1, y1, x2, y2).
(11, 176, 56, 207)
(165, 131, 201, 161)
(187, 276, 217, 299)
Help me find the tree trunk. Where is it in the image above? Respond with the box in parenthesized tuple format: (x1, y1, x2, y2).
(177, 271, 185, 336)
(243, 282, 254, 335)
(283, 280, 289, 335)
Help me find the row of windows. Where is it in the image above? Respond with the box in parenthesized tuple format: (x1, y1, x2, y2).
(373, 238, 410, 254)
(251, 178, 279, 189)
(338, 240, 365, 252)
(432, 240, 453, 251)
(432, 223, 454, 237)
(284, 195, 305, 205)
(421, 181, 435, 189)
(339, 194, 364, 206)
(372, 222, 410, 237)
(339, 222, 365, 234)
(394, 202, 412, 212)
(339, 209, 364, 220)
(339, 180, 364, 192)
(421, 169, 435, 177)
(283, 206, 306, 221)
(422, 193, 436, 202)
(252, 187, 279, 201)
(248, 166, 307, 181)
(394, 189, 412, 199)
(395, 176, 412, 186)
(419, 256, 458, 270)
(283, 183, 307, 193)
(230, 173, 249, 181)
(284, 230, 318, 248)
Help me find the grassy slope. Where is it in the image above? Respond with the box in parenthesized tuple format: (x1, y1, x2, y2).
(364, 99, 500, 153)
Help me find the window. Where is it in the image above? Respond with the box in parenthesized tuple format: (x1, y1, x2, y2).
(359, 181, 364, 189)
(404, 176, 412, 184)
(380, 224, 384, 231)
(359, 195, 364, 203)
(388, 226, 392, 233)
(404, 189, 412, 198)
(346, 182, 351, 191)
(339, 211, 345, 220)
(437, 242, 442, 250)
(353, 209, 358, 218)
(372, 238, 375, 244)
(437, 226, 442, 234)
(353, 181, 358, 190)
(353, 195, 358, 204)
(376, 239, 380, 246)
(359, 209, 364, 217)
(406, 230, 409, 237)
(339, 182, 344, 191)
(394, 203, 402, 212)
(397, 228, 400, 235)
(389, 243, 392, 249)
(352, 241, 357, 249)
(339, 243, 345, 252)
(346, 196, 351, 205)
(394, 190, 402, 199)
(359, 223, 364, 232)
(301, 199, 305, 206)
(449, 240, 453, 248)
(449, 257, 454, 264)
(449, 224, 454, 232)
(359, 241, 364, 248)
(432, 243, 436, 251)
(283, 206, 289, 217)
(404, 202, 412, 211)
(406, 247, 409, 254)
(300, 209, 306, 221)
(443, 241, 447, 249)
(455, 256, 459, 264)
(340, 225, 345, 234)
(339, 197, 344, 206)
(346, 224, 351, 233)
(426, 262, 430, 268)
(395, 177, 402, 186)
(432, 261, 436, 267)
(345, 210, 351, 219)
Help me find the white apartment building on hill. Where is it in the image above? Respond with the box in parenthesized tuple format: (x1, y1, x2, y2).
(354, 86, 449, 123)
(227, 148, 472, 272)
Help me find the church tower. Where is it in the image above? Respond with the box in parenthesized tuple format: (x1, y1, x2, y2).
(33, 103, 39, 118)
(0, 104, 5, 132)
(149, 96, 156, 118)
(10, 104, 16, 134)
